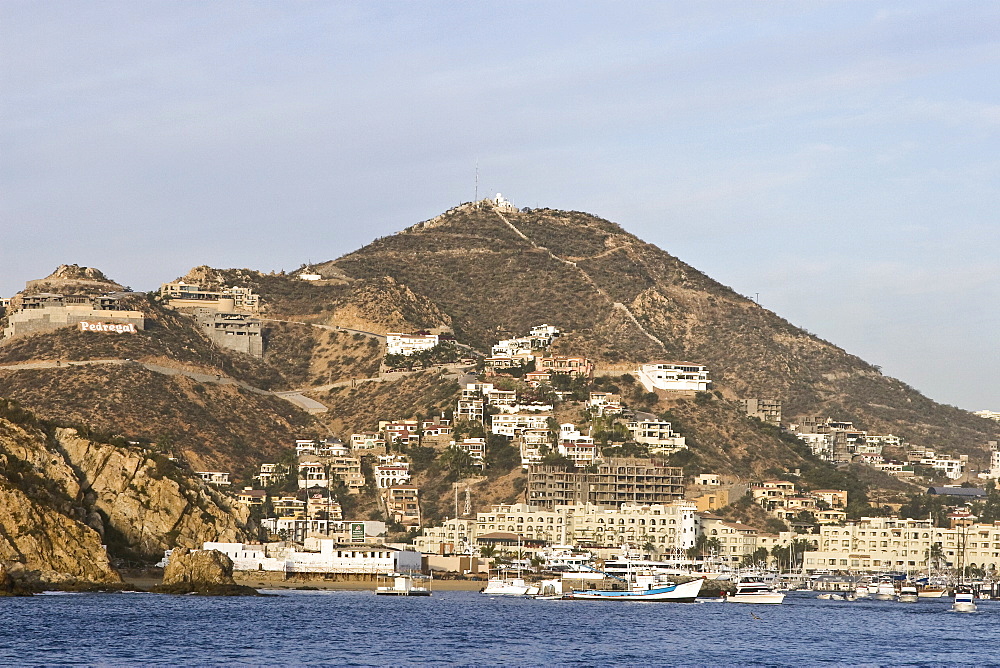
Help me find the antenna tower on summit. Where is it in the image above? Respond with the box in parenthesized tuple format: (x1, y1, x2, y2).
(475, 160, 479, 203)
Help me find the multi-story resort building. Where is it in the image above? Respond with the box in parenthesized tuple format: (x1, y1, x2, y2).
(526, 458, 684, 510)
(806, 517, 1000, 572)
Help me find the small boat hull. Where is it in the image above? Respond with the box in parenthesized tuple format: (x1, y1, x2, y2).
(918, 588, 947, 598)
(727, 592, 786, 605)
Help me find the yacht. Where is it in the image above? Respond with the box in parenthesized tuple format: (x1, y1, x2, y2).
(481, 575, 533, 596)
(953, 588, 977, 613)
(874, 580, 896, 600)
(898, 584, 918, 603)
(726, 576, 785, 604)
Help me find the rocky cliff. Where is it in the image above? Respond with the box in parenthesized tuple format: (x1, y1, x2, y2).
(0, 400, 251, 580)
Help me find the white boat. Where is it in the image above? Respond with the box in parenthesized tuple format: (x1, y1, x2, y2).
(375, 574, 431, 596)
(918, 586, 947, 598)
(953, 589, 977, 613)
(874, 580, 896, 600)
(726, 577, 785, 605)
(854, 585, 871, 598)
(481, 576, 533, 596)
(898, 584, 918, 603)
(571, 575, 703, 602)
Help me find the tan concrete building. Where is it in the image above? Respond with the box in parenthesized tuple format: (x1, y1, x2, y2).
(160, 281, 260, 313)
(3, 293, 146, 340)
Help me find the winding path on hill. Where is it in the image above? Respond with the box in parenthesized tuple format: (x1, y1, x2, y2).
(491, 207, 667, 352)
(0, 358, 334, 414)
(259, 318, 386, 341)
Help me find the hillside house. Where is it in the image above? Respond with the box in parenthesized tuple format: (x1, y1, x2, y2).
(386, 332, 439, 356)
(587, 392, 622, 416)
(160, 281, 260, 313)
(491, 412, 552, 438)
(385, 486, 421, 527)
(374, 457, 411, 488)
(3, 293, 147, 340)
(556, 424, 598, 467)
(537, 356, 594, 379)
(626, 420, 687, 454)
(518, 429, 553, 468)
(637, 362, 710, 393)
(196, 471, 231, 486)
(741, 398, 782, 425)
(451, 438, 486, 467)
(456, 399, 485, 423)
(350, 432, 386, 450)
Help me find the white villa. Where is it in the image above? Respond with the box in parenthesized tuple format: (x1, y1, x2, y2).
(636, 362, 710, 393)
(386, 332, 439, 356)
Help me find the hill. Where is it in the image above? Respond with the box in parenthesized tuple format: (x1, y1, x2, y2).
(323, 202, 999, 460)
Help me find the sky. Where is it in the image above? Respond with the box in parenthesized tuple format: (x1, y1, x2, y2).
(2, 1, 998, 411)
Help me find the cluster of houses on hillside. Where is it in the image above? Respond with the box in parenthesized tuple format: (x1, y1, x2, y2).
(179, 320, 998, 577)
(790, 416, 971, 480)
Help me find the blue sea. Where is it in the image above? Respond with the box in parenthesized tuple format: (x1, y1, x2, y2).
(2, 590, 999, 666)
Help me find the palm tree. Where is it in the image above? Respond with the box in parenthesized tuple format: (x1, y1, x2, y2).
(926, 542, 945, 572)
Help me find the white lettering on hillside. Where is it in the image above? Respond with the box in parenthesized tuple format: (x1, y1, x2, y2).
(78, 321, 137, 334)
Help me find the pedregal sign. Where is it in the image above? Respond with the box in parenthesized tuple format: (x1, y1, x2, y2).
(78, 321, 137, 334)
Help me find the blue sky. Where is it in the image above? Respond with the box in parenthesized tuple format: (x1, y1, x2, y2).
(2, 1, 998, 411)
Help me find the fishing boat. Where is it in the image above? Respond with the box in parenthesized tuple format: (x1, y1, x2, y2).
(726, 576, 785, 604)
(953, 588, 977, 613)
(375, 573, 432, 596)
(570, 574, 703, 602)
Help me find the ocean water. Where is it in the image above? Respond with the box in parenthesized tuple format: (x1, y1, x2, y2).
(2, 590, 999, 666)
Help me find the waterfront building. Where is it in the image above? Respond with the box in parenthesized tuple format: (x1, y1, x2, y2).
(806, 517, 1000, 572)
(201, 540, 423, 574)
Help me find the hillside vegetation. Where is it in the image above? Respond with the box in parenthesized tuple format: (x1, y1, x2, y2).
(0, 365, 318, 475)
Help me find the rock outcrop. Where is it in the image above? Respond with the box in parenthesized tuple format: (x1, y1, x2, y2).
(0, 482, 120, 584)
(154, 548, 258, 596)
(0, 563, 35, 596)
(54, 428, 250, 560)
